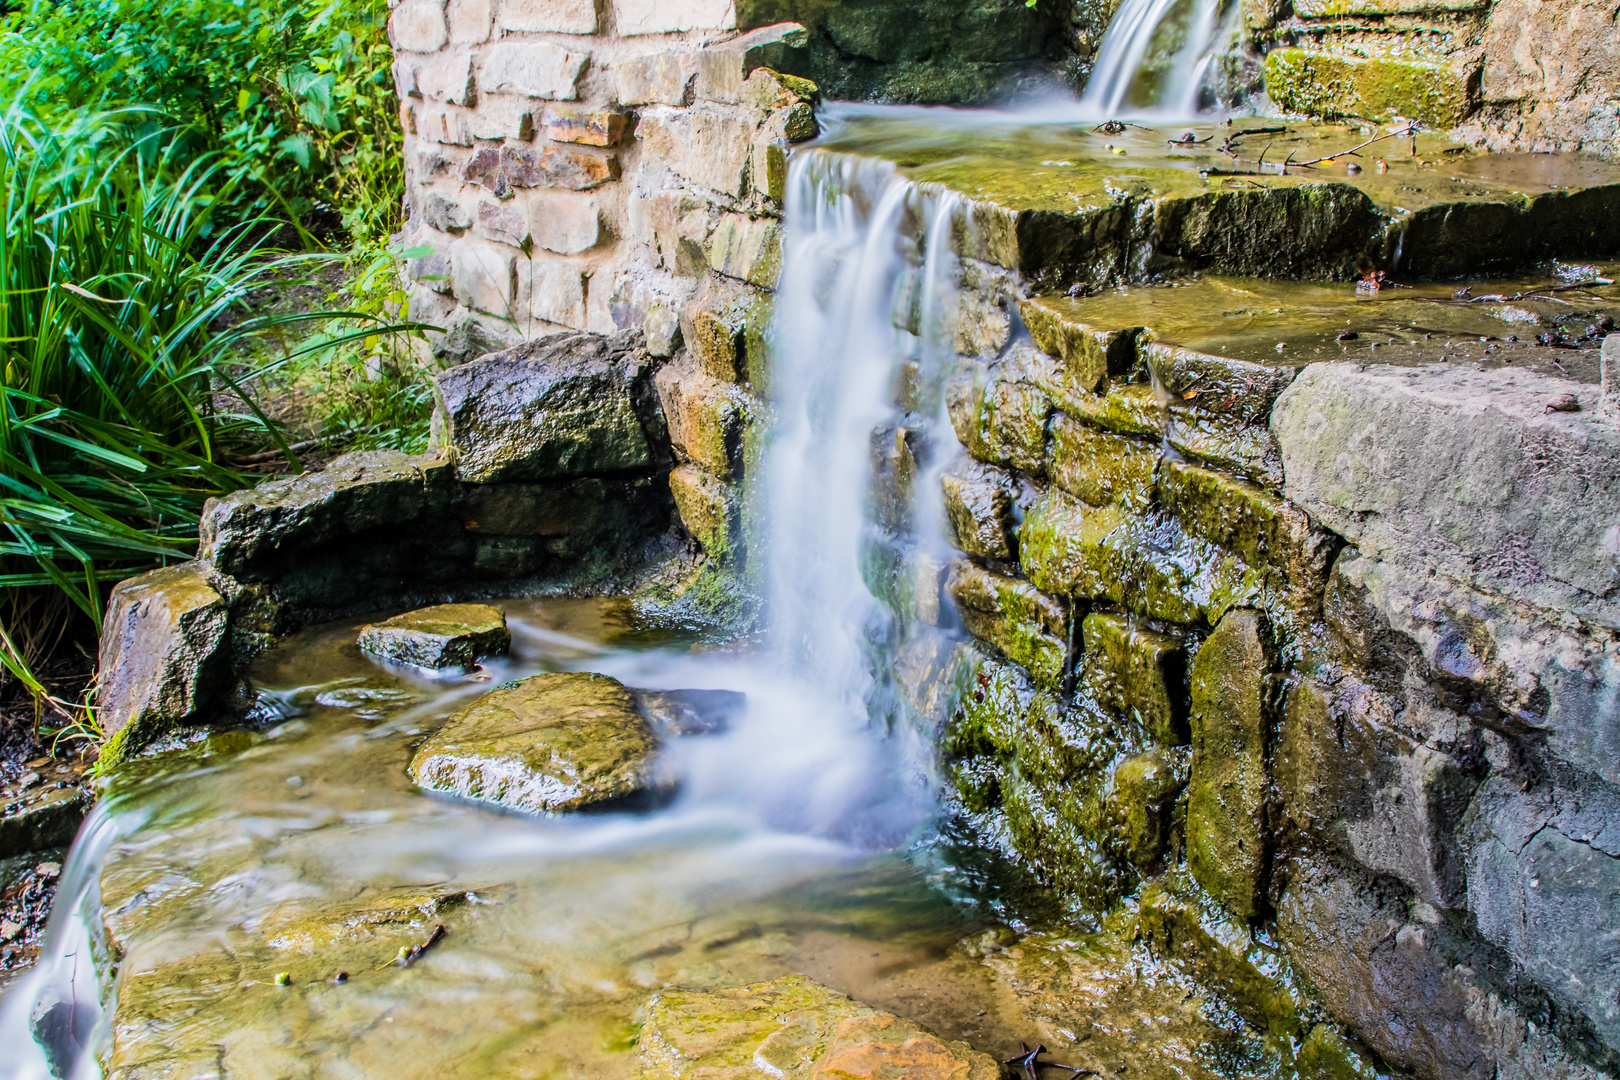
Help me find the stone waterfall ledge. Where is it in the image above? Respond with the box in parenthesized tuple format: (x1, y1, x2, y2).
(916, 299, 1620, 1079)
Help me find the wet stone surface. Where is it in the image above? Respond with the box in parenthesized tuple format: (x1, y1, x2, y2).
(358, 603, 512, 671)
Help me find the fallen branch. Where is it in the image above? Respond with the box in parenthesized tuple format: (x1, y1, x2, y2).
(1224, 122, 1421, 174)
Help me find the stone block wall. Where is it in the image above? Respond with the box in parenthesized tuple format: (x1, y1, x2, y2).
(881, 258, 1620, 1078)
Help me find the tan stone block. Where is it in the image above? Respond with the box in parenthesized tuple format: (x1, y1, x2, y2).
(415, 52, 477, 106)
(421, 107, 475, 146)
(498, 0, 597, 34)
(448, 0, 493, 43)
(615, 52, 697, 106)
(638, 104, 755, 198)
(519, 258, 589, 329)
(468, 97, 536, 141)
(463, 144, 618, 194)
(741, 67, 819, 112)
(669, 464, 741, 561)
(451, 238, 517, 316)
(477, 200, 529, 247)
(394, 58, 420, 99)
(530, 191, 600, 254)
(478, 41, 588, 100)
(391, 0, 449, 52)
(542, 105, 627, 146)
(706, 213, 781, 289)
(628, 188, 711, 276)
(750, 139, 786, 204)
(696, 23, 809, 104)
(617, 0, 737, 35)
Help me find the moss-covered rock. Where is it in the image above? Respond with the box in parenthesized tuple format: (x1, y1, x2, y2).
(1108, 748, 1189, 868)
(945, 560, 1069, 690)
(638, 974, 998, 1079)
(655, 357, 756, 481)
(97, 562, 233, 763)
(1021, 297, 1140, 399)
(941, 457, 1017, 560)
(408, 672, 659, 814)
(357, 603, 510, 671)
(1186, 609, 1277, 921)
(946, 354, 1052, 474)
(1047, 414, 1157, 512)
(669, 464, 742, 563)
(1264, 45, 1477, 128)
(1079, 613, 1188, 744)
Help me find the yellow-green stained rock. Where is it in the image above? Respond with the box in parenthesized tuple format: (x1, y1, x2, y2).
(941, 458, 1017, 560)
(655, 358, 756, 480)
(1080, 613, 1188, 744)
(1264, 46, 1476, 128)
(1187, 610, 1276, 921)
(669, 464, 740, 562)
(1018, 488, 1123, 600)
(638, 975, 998, 1079)
(409, 672, 659, 814)
(1048, 414, 1157, 512)
(1021, 297, 1139, 399)
(945, 560, 1069, 691)
(358, 603, 510, 670)
(1051, 383, 1161, 440)
(261, 887, 471, 955)
(706, 213, 783, 289)
(1110, 749, 1190, 868)
(1158, 460, 1339, 606)
(947, 359, 1052, 474)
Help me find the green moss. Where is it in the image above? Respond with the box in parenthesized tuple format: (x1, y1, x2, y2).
(1047, 415, 1158, 512)
(1108, 748, 1189, 868)
(1186, 609, 1277, 921)
(1078, 613, 1188, 744)
(1020, 298, 1139, 399)
(946, 561, 1069, 690)
(1264, 46, 1475, 128)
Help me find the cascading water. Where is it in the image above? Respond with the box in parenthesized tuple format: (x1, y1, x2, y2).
(1081, 0, 1243, 117)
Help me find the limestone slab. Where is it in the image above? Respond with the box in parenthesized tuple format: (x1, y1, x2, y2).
(530, 191, 600, 254)
(391, 0, 449, 52)
(497, 0, 595, 33)
(617, 0, 736, 35)
(941, 457, 1016, 561)
(477, 41, 587, 100)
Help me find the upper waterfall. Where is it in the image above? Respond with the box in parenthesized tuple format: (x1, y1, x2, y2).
(1080, 0, 1243, 118)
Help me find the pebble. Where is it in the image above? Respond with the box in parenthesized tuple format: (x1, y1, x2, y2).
(0, 920, 21, 942)
(17, 772, 40, 790)
(36, 863, 60, 879)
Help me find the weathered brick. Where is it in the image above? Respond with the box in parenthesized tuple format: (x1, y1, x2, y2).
(447, 0, 491, 43)
(390, 0, 448, 52)
(498, 0, 596, 33)
(477, 41, 587, 100)
(467, 97, 536, 141)
(618, 0, 737, 35)
(518, 259, 588, 329)
(420, 106, 474, 146)
(530, 191, 599, 254)
(463, 144, 617, 195)
(476, 200, 528, 247)
(450, 238, 516, 316)
(422, 191, 473, 232)
(637, 105, 756, 198)
(615, 52, 697, 106)
(414, 52, 476, 106)
(542, 105, 627, 146)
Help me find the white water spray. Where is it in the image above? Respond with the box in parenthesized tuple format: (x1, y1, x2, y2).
(1082, 0, 1242, 117)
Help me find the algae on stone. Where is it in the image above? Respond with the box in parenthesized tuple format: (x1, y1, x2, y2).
(1186, 609, 1277, 921)
(1078, 613, 1188, 744)
(945, 560, 1069, 691)
(1046, 414, 1157, 512)
(941, 457, 1017, 561)
(409, 672, 660, 813)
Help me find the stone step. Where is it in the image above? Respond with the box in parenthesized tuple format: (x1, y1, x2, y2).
(817, 112, 1620, 289)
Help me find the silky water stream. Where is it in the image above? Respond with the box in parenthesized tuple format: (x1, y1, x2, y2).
(0, 150, 1034, 1080)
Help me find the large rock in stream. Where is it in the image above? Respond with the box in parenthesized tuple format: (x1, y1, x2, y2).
(408, 672, 661, 814)
(358, 603, 510, 671)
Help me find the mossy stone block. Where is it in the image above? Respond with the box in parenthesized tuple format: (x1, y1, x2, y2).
(1264, 46, 1475, 128)
(669, 464, 741, 563)
(1186, 609, 1276, 921)
(1081, 613, 1188, 744)
(358, 603, 510, 671)
(1021, 297, 1140, 399)
(409, 672, 658, 814)
(947, 361, 1052, 474)
(655, 358, 756, 480)
(946, 560, 1069, 691)
(1109, 748, 1189, 868)
(941, 457, 1017, 560)
(1018, 488, 1123, 600)
(1048, 413, 1158, 512)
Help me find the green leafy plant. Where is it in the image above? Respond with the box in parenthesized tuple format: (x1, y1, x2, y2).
(0, 100, 412, 710)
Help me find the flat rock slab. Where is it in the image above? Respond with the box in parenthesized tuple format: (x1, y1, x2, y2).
(358, 603, 510, 670)
(408, 672, 659, 813)
(638, 975, 999, 1079)
(634, 688, 746, 736)
(0, 774, 89, 858)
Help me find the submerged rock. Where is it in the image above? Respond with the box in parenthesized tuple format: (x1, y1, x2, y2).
(358, 603, 511, 670)
(633, 688, 746, 737)
(408, 672, 659, 813)
(638, 975, 998, 1079)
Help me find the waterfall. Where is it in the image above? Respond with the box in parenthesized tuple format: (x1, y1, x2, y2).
(1080, 0, 1242, 117)
(763, 150, 965, 718)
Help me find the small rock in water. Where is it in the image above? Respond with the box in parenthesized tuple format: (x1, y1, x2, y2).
(1337, 330, 1359, 341)
(409, 672, 661, 814)
(1545, 393, 1581, 413)
(634, 689, 747, 737)
(35, 862, 60, 879)
(357, 603, 511, 671)
(17, 772, 39, 790)
(0, 919, 21, 941)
